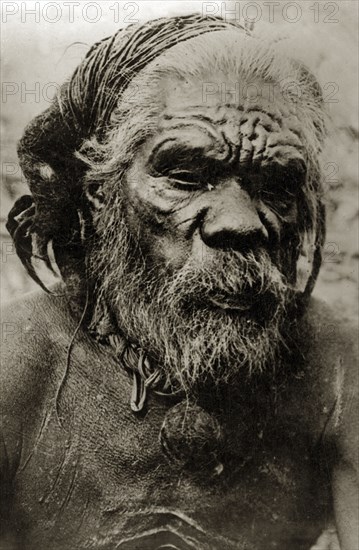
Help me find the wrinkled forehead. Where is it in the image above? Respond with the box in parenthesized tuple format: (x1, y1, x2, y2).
(144, 73, 306, 176)
(117, 29, 325, 163)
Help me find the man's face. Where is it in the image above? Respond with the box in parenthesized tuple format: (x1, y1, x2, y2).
(124, 74, 305, 280)
(92, 73, 306, 392)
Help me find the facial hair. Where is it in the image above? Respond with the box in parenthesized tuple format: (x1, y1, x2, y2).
(90, 201, 295, 395)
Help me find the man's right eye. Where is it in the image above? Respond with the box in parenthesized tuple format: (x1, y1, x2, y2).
(167, 170, 202, 189)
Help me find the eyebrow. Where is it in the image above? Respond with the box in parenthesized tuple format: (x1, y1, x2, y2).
(148, 140, 222, 177)
(148, 135, 306, 185)
(163, 111, 228, 125)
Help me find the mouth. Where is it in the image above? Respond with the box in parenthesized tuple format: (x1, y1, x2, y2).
(207, 296, 255, 311)
(206, 292, 260, 312)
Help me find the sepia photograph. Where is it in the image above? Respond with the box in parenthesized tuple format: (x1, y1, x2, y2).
(0, 1, 358, 549)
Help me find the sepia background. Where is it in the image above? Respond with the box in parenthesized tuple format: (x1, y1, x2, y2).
(1, 0, 358, 318)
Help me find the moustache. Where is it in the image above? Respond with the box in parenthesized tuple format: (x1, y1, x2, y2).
(156, 249, 289, 315)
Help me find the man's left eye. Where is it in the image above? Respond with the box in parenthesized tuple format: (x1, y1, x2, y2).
(261, 188, 296, 215)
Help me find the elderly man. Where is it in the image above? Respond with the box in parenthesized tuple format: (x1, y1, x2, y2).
(1, 14, 357, 550)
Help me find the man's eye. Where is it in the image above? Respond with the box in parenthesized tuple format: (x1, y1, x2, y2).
(168, 170, 202, 189)
(261, 189, 296, 215)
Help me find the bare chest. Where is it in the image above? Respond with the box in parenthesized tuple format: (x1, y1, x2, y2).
(10, 374, 333, 550)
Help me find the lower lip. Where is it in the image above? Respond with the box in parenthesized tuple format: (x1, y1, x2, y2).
(207, 297, 255, 311)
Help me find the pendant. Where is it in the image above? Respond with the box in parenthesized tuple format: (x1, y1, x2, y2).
(160, 401, 225, 477)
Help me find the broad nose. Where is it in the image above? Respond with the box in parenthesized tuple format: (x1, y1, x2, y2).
(200, 181, 268, 251)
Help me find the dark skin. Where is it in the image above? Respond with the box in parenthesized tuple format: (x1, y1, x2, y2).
(124, 77, 303, 277)
(1, 76, 358, 550)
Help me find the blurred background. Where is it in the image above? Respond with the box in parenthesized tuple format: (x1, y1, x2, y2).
(1, 1, 358, 317)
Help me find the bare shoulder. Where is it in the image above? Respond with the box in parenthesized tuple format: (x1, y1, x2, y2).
(300, 296, 358, 402)
(0, 287, 77, 458)
(1, 285, 77, 389)
(301, 297, 358, 452)
(299, 296, 357, 366)
(1, 284, 75, 338)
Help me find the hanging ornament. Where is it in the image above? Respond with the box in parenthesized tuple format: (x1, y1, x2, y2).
(160, 401, 225, 477)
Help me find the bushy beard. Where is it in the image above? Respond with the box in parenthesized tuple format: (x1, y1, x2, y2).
(90, 203, 295, 395)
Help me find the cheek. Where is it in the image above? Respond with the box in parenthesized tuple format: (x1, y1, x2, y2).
(256, 201, 300, 277)
(123, 178, 202, 270)
(258, 201, 299, 242)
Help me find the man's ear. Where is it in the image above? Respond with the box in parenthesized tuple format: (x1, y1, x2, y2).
(296, 200, 326, 301)
(296, 233, 316, 294)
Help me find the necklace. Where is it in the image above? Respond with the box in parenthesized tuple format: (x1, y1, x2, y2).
(108, 334, 183, 413)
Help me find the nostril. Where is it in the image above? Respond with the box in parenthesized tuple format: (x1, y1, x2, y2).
(200, 225, 267, 252)
(199, 200, 270, 252)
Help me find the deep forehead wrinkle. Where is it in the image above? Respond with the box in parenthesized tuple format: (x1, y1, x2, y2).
(150, 100, 307, 174)
(161, 104, 303, 144)
(149, 123, 232, 166)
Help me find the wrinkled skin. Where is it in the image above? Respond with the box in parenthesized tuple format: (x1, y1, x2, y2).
(122, 76, 304, 276)
(1, 291, 357, 550)
(1, 75, 358, 550)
